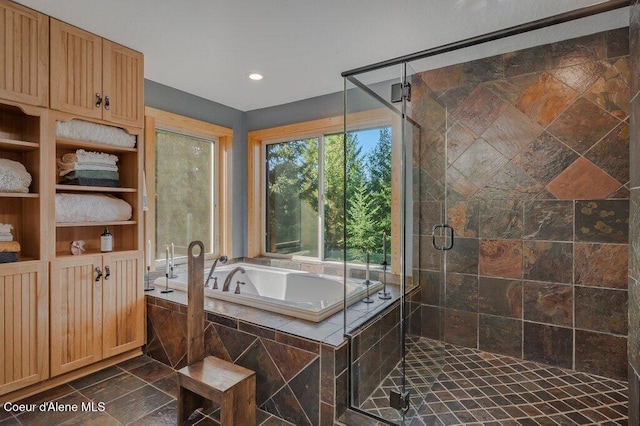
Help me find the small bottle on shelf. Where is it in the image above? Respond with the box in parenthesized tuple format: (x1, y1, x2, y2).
(100, 226, 113, 253)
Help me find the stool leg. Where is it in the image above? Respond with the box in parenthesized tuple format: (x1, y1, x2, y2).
(221, 376, 256, 426)
(178, 385, 204, 424)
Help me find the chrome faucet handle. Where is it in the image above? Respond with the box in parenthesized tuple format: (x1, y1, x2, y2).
(234, 281, 245, 294)
(212, 276, 218, 290)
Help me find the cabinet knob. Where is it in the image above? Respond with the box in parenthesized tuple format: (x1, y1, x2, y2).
(104, 95, 110, 110)
(104, 265, 111, 280)
(95, 267, 103, 282)
(95, 93, 103, 108)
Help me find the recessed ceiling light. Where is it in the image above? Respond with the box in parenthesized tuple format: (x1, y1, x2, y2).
(249, 73, 263, 81)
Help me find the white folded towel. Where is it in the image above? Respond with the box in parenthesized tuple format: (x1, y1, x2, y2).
(61, 149, 119, 166)
(55, 193, 132, 223)
(0, 159, 31, 193)
(0, 224, 13, 234)
(0, 235, 13, 242)
(57, 161, 119, 176)
(56, 119, 136, 148)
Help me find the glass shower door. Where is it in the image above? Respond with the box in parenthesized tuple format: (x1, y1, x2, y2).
(344, 62, 449, 424)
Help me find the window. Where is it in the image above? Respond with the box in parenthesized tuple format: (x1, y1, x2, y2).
(256, 115, 394, 265)
(155, 129, 217, 258)
(145, 107, 233, 264)
(265, 137, 319, 256)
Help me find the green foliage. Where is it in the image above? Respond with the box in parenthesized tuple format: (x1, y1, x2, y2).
(155, 130, 213, 257)
(265, 127, 392, 264)
(346, 183, 380, 261)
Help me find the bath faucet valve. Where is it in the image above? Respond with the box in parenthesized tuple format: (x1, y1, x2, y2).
(234, 281, 245, 294)
(212, 277, 218, 290)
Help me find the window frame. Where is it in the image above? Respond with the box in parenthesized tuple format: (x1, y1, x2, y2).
(144, 107, 233, 266)
(247, 108, 402, 273)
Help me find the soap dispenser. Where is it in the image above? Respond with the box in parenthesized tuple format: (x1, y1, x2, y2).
(101, 226, 113, 252)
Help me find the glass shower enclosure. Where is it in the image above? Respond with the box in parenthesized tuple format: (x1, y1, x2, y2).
(343, 62, 451, 424)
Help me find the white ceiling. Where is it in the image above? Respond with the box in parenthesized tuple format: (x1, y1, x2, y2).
(15, 1, 629, 112)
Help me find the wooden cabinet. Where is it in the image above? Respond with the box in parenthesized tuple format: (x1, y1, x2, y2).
(0, 1, 145, 397)
(50, 251, 143, 376)
(49, 255, 102, 376)
(102, 251, 144, 358)
(0, 0, 49, 107)
(50, 19, 143, 128)
(0, 261, 49, 395)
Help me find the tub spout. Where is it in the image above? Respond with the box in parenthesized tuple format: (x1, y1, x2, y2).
(205, 255, 227, 288)
(222, 266, 245, 292)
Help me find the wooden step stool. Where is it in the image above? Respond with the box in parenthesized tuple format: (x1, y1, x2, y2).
(177, 355, 256, 425)
(177, 242, 256, 425)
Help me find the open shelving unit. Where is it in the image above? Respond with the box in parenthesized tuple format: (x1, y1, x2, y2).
(51, 111, 142, 259)
(0, 102, 46, 262)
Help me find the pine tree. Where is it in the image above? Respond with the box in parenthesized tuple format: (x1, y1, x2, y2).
(366, 127, 392, 260)
(346, 182, 380, 262)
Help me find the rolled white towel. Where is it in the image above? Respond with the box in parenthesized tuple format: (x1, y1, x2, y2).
(55, 193, 132, 223)
(0, 159, 31, 193)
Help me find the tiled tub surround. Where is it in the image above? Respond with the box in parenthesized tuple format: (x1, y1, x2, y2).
(412, 28, 631, 381)
(628, 1, 640, 423)
(145, 284, 400, 426)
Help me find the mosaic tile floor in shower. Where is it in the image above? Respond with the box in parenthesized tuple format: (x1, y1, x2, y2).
(358, 337, 628, 425)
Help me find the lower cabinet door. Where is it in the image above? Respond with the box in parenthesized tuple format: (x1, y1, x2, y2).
(50, 256, 103, 377)
(0, 261, 49, 395)
(102, 251, 144, 358)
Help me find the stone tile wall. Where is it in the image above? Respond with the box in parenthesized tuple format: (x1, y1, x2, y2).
(628, 2, 640, 423)
(350, 303, 402, 406)
(145, 296, 348, 426)
(412, 28, 630, 380)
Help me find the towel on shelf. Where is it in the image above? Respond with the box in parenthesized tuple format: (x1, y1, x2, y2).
(0, 252, 18, 263)
(55, 193, 132, 223)
(58, 162, 119, 175)
(56, 119, 136, 148)
(0, 158, 32, 193)
(62, 149, 119, 166)
(57, 149, 120, 181)
(0, 224, 13, 234)
(0, 236, 13, 242)
(0, 241, 20, 252)
(59, 168, 121, 188)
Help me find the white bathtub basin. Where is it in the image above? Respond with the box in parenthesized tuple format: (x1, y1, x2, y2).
(154, 262, 383, 322)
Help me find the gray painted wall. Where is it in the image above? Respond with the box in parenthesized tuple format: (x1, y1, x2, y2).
(245, 91, 343, 132)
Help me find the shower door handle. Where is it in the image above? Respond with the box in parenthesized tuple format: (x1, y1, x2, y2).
(432, 224, 454, 251)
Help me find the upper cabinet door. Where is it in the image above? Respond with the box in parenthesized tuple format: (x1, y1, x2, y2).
(0, 0, 49, 107)
(49, 19, 102, 120)
(102, 40, 144, 128)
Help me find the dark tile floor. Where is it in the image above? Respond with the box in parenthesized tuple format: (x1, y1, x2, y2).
(358, 337, 629, 425)
(0, 356, 294, 426)
(2, 339, 630, 425)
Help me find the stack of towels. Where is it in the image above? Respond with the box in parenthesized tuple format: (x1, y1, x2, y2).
(58, 149, 120, 187)
(0, 158, 32, 193)
(0, 223, 19, 263)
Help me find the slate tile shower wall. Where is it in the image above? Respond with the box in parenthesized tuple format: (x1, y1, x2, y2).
(627, 2, 640, 423)
(412, 28, 630, 381)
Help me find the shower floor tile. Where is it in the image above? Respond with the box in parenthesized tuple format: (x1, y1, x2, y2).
(358, 337, 628, 425)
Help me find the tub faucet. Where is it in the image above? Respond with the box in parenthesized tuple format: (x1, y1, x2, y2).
(205, 255, 227, 288)
(222, 266, 245, 292)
